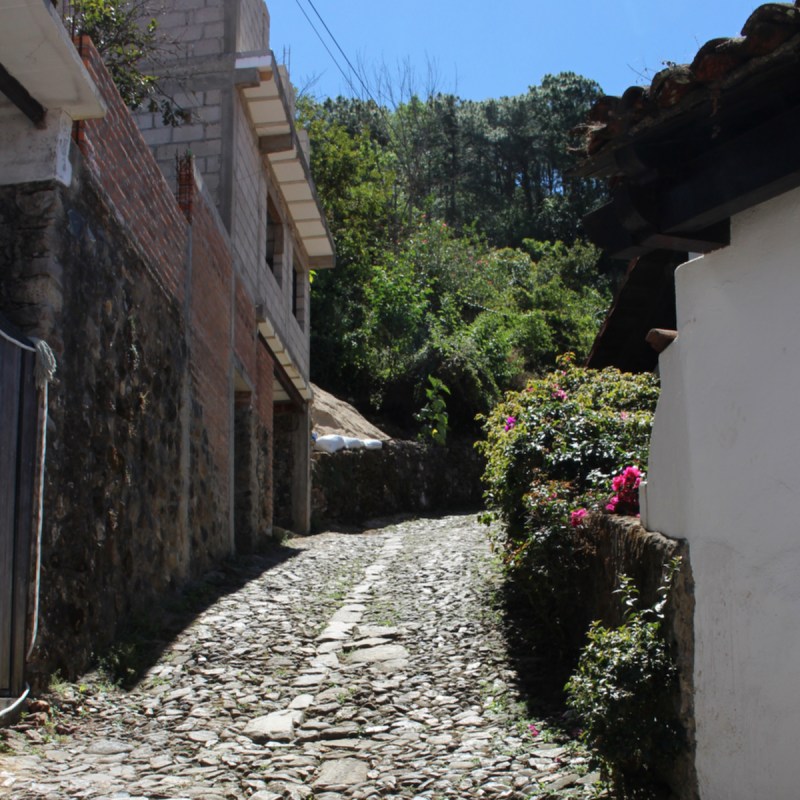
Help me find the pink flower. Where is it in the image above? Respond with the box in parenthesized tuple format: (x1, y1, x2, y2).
(528, 723, 540, 737)
(605, 466, 643, 516)
(552, 389, 567, 401)
(620, 411, 630, 421)
(570, 508, 588, 528)
(504, 416, 517, 432)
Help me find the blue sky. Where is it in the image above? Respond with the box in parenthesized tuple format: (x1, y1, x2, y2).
(269, 1, 764, 101)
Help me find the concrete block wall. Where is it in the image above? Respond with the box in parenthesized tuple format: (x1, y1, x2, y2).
(134, 0, 232, 205)
(231, 96, 267, 303)
(237, 0, 270, 52)
(135, 0, 312, 387)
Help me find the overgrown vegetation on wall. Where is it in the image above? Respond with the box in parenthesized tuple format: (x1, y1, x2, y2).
(477, 357, 659, 640)
(477, 358, 687, 796)
(67, 0, 183, 124)
(566, 563, 684, 799)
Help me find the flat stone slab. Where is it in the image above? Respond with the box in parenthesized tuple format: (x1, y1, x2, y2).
(353, 624, 400, 639)
(329, 608, 363, 624)
(313, 757, 369, 787)
(316, 621, 354, 641)
(288, 694, 315, 710)
(292, 672, 327, 687)
(85, 740, 134, 756)
(345, 644, 409, 664)
(244, 710, 304, 743)
(345, 637, 392, 650)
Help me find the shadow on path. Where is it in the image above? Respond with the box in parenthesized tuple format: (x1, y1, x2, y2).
(497, 581, 584, 732)
(92, 542, 303, 690)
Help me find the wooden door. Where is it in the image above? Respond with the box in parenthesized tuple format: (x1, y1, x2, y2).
(0, 318, 38, 700)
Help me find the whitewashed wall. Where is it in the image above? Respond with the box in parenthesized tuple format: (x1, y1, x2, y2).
(642, 185, 800, 799)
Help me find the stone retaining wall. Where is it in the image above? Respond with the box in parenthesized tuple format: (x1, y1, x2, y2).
(311, 439, 485, 529)
(577, 515, 697, 800)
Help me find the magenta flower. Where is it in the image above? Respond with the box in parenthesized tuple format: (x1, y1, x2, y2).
(528, 723, 540, 737)
(504, 416, 517, 432)
(552, 389, 567, 401)
(606, 466, 643, 516)
(570, 508, 588, 528)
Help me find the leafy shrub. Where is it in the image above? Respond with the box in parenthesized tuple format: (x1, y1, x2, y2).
(566, 564, 683, 798)
(414, 375, 450, 445)
(478, 354, 659, 534)
(476, 356, 659, 648)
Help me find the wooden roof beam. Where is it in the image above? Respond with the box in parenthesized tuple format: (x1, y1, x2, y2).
(0, 62, 45, 127)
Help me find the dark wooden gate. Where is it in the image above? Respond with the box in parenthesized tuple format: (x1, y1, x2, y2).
(0, 317, 38, 703)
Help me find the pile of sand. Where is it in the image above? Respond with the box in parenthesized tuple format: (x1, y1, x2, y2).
(311, 384, 390, 441)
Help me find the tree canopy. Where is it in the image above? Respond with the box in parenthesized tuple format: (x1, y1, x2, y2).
(301, 73, 610, 435)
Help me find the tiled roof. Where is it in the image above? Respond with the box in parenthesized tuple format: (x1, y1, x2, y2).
(574, 2, 800, 176)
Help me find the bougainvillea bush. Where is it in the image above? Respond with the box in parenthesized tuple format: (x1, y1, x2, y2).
(476, 355, 660, 650)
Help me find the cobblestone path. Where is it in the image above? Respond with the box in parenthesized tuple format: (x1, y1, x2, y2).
(0, 515, 602, 799)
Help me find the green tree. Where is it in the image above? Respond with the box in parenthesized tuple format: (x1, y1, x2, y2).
(300, 76, 611, 435)
(68, 0, 183, 124)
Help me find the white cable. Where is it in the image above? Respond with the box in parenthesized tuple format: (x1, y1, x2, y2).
(26, 339, 56, 660)
(0, 325, 36, 353)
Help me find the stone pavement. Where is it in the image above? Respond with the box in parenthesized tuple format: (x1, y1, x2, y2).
(0, 515, 604, 799)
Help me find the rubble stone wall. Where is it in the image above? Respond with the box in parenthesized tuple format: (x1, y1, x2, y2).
(576, 515, 697, 800)
(311, 439, 485, 529)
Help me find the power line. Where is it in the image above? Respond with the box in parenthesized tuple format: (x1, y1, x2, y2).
(291, 0, 361, 98)
(302, 0, 376, 103)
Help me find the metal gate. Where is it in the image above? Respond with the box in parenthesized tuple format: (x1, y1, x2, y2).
(0, 316, 38, 709)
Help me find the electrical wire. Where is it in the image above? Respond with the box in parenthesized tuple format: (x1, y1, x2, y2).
(302, 0, 377, 103)
(291, 0, 362, 98)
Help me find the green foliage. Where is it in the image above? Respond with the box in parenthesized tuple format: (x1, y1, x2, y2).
(301, 74, 612, 434)
(476, 358, 659, 649)
(478, 356, 659, 535)
(68, 0, 183, 124)
(566, 562, 683, 798)
(414, 375, 450, 445)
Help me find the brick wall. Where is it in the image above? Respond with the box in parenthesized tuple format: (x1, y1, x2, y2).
(75, 36, 189, 304)
(188, 181, 233, 541)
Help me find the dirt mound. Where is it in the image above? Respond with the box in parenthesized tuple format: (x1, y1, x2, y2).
(311, 384, 390, 441)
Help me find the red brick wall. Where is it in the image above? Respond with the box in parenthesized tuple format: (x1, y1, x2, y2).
(234, 274, 256, 380)
(257, 342, 275, 530)
(70, 34, 278, 553)
(189, 190, 233, 503)
(75, 36, 188, 304)
(234, 272, 275, 533)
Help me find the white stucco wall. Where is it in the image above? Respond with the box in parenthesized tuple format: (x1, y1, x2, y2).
(643, 185, 800, 799)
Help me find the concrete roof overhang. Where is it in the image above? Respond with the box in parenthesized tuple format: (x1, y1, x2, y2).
(258, 316, 312, 406)
(0, 0, 105, 121)
(235, 53, 335, 271)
